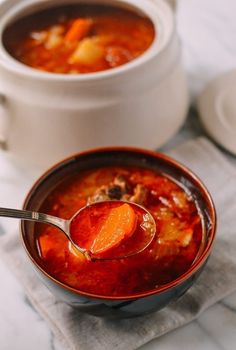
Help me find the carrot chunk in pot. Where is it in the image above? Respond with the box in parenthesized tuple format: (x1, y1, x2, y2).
(65, 18, 93, 43)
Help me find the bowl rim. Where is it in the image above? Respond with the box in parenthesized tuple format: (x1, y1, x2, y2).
(21, 146, 217, 301)
(0, 0, 174, 82)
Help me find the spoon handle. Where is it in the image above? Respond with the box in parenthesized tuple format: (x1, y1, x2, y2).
(0, 207, 68, 234)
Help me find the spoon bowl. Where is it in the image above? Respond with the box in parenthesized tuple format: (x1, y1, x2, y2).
(0, 200, 156, 260)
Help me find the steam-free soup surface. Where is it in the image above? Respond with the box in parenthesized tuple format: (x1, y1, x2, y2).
(4, 4, 155, 74)
(37, 166, 203, 297)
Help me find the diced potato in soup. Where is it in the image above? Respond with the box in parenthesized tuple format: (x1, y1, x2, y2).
(69, 38, 105, 65)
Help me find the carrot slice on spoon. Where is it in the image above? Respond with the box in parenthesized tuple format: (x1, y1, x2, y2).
(91, 203, 137, 255)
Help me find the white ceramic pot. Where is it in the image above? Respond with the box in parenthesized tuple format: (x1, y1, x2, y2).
(0, 0, 188, 167)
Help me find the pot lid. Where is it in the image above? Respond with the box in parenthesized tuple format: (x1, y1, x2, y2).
(197, 69, 236, 155)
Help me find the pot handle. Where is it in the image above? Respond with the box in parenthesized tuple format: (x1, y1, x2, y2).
(0, 95, 8, 150)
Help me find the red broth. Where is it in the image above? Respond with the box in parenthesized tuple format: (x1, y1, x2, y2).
(4, 4, 155, 74)
(37, 166, 204, 297)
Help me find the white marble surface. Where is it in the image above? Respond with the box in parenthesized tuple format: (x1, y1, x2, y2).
(1, 0, 236, 349)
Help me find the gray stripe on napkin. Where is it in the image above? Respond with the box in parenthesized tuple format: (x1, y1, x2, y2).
(1, 137, 236, 350)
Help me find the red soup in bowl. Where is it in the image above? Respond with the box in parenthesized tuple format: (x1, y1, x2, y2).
(3, 3, 155, 74)
(21, 148, 216, 318)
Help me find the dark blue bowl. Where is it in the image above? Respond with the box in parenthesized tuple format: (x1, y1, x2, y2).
(21, 147, 216, 318)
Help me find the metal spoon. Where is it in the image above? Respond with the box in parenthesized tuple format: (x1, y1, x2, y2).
(0, 201, 156, 260)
